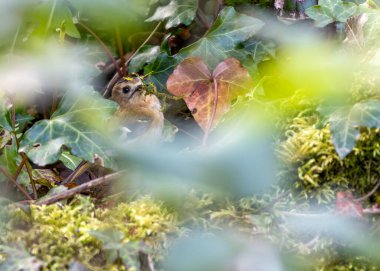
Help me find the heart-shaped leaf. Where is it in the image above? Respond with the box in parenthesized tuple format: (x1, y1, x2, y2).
(20, 89, 118, 167)
(177, 7, 264, 69)
(146, 0, 198, 29)
(306, 0, 358, 27)
(167, 57, 252, 131)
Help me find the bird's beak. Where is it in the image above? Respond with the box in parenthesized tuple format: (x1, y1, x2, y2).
(128, 86, 141, 99)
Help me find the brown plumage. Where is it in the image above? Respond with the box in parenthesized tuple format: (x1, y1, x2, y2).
(111, 77, 164, 141)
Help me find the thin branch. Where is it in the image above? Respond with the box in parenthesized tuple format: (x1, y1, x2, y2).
(9, 100, 38, 200)
(78, 21, 123, 77)
(357, 179, 380, 202)
(202, 78, 218, 146)
(13, 155, 27, 179)
(103, 21, 162, 97)
(115, 26, 126, 75)
(36, 171, 124, 205)
(197, 8, 211, 29)
(61, 160, 91, 185)
(0, 166, 33, 200)
(21, 153, 38, 200)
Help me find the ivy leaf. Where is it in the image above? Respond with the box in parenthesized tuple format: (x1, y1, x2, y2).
(328, 107, 359, 159)
(20, 89, 118, 168)
(145, 52, 179, 91)
(0, 97, 12, 131)
(129, 45, 160, 73)
(328, 100, 380, 159)
(306, 0, 358, 27)
(177, 7, 264, 69)
(167, 57, 252, 131)
(0, 138, 18, 182)
(60, 151, 83, 171)
(29, 0, 80, 38)
(146, 0, 198, 29)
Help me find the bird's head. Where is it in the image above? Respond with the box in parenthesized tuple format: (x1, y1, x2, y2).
(111, 76, 145, 107)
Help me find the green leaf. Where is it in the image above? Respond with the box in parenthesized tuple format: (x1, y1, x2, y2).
(20, 89, 118, 168)
(328, 100, 380, 159)
(0, 139, 18, 182)
(0, 129, 11, 150)
(0, 97, 12, 131)
(29, 0, 80, 39)
(129, 45, 160, 73)
(306, 0, 358, 27)
(177, 7, 265, 69)
(145, 52, 179, 91)
(146, 0, 198, 29)
(329, 107, 359, 159)
(60, 151, 83, 171)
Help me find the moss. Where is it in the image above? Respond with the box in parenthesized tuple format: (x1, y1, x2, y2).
(0, 196, 180, 271)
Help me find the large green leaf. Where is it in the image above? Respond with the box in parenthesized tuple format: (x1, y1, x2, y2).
(306, 0, 358, 27)
(20, 89, 117, 167)
(177, 7, 265, 69)
(328, 100, 380, 159)
(146, 0, 198, 29)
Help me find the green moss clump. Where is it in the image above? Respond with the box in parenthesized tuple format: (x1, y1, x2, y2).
(278, 111, 380, 203)
(0, 196, 180, 271)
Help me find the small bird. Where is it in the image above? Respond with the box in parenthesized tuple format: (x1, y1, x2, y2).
(111, 76, 164, 142)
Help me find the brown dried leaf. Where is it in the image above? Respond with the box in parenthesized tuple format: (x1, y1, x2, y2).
(167, 57, 251, 131)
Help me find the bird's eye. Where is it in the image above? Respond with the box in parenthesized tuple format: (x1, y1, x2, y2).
(122, 86, 130, 94)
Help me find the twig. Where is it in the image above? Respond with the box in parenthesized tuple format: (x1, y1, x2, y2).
(51, 93, 58, 115)
(36, 171, 124, 205)
(78, 21, 123, 77)
(9, 100, 38, 200)
(61, 160, 91, 185)
(202, 79, 218, 146)
(103, 21, 162, 97)
(197, 8, 211, 29)
(0, 166, 33, 200)
(13, 155, 27, 179)
(356, 179, 380, 202)
(21, 153, 38, 200)
(115, 26, 126, 75)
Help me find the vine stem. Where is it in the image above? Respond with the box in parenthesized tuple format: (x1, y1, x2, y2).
(115, 26, 126, 75)
(9, 98, 38, 199)
(103, 21, 162, 97)
(78, 21, 123, 77)
(0, 166, 33, 200)
(202, 78, 218, 146)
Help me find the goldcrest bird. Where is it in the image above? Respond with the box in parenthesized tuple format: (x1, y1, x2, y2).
(111, 77, 164, 141)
